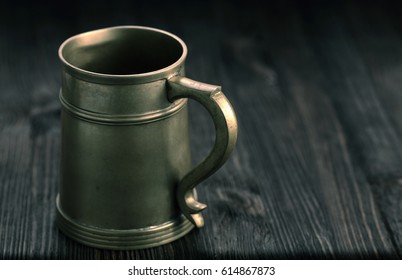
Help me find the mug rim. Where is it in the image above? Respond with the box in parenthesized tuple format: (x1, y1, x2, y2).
(58, 26, 188, 84)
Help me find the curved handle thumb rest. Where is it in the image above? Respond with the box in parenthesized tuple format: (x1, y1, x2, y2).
(167, 76, 238, 228)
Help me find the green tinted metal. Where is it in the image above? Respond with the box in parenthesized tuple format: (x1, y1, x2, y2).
(57, 26, 238, 249)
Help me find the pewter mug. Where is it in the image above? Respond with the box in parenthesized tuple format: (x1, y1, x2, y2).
(57, 26, 238, 249)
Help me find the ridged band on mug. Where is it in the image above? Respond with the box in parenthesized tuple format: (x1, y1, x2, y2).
(56, 197, 194, 250)
(59, 91, 187, 125)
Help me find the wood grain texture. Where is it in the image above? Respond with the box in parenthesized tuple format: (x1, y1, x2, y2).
(371, 181, 402, 255)
(296, 1, 402, 181)
(0, 0, 401, 259)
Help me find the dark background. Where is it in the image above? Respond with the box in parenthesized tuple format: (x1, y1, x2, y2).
(1, 0, 402, 259)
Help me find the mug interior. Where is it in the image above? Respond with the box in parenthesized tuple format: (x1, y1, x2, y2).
(60, 27, 184, 75)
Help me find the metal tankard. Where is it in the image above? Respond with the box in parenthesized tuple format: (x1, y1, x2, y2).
(56, 26, 238, 249)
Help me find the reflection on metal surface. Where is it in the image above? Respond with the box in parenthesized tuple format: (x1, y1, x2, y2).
(57, 26, 238, 250)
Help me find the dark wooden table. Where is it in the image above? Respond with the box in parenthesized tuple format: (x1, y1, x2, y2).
(1, 0, 401, 259)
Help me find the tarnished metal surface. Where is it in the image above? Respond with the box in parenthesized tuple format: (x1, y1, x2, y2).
(168, 77, 238, 227)
(57, 26, 238, 249)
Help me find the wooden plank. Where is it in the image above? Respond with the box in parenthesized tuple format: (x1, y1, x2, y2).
(0, 0, 400, 259)
(339, 0, 402, 254)
(0, 10, 34, 258)
(245, 0, 397, 258)
(0, 121, 32, 259)
(341, 0, 402, 179)
(372, 181, 402, 255)
(295, 0, 402, 181)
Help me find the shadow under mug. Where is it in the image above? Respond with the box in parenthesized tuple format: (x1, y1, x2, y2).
(57, 26, 238, 250)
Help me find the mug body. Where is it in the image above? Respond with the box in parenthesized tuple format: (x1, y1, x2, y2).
(57, 26, 194, 249)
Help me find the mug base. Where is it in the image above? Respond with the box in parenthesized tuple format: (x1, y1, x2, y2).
(56, 197, 195, 250)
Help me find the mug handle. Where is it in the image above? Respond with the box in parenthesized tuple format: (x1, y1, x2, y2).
(167, 76, 238, 228)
